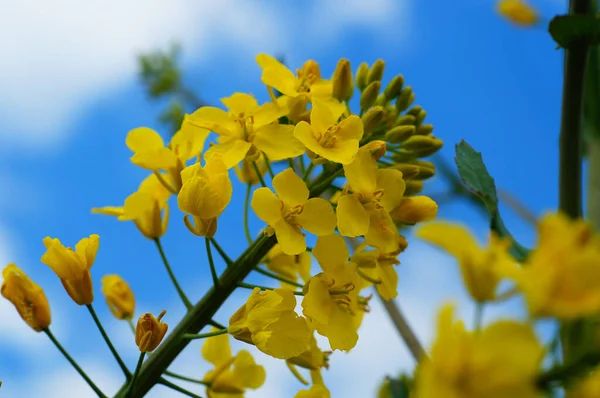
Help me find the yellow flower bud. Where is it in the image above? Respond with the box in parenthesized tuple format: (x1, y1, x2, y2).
(183, 215, 218, 238)
(416, 124, 434, 136)
(395, 115, 416, 126)
(361, 140, 387, 160)
(135, 310, 168, 352)
(405, 180, 424, 195)
(402, 135, 444, 157)
(360, 81, 381, 111)
(367, 59, 385, 84)
(406, 105, 423, 118)
(361, 106, 386, 134)
(395, 87, 414, 113)
(390, 196, 438, 225)
(101, 275, 135, 320)
(1, 264, 51, 332)
(332, 58, 354, 102)
(385, 125, 415, 144)
(391, 164, 420, 180)
(411, 161, 436, 180)
(301, 60, 322, 84)
(497, 0, 538, 26)
(356, 62, 369, 91)
(384, 75, 404, 101)
(41, 235, 98, 305)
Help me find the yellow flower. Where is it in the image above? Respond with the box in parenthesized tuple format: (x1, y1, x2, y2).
(568, 367, 600, 398)
(101, 275, 135, 320)
(256, 54, 346, 118)
(92, 173, 171, 240)
(287, 334, 331, 371)
(414, 304, 544, 398)
(135, 309, 168, 352)
(1, 264, 51, 332)
(187, 92, 304, 169)
(41, 234, 99, 305)
(302, 234, 360, 351)
(201, 329, 266, 396)
(389, 196, 438, 225)
(503, 213, 600, 319)
(497, 0, 538, 26)
(416, 223, 513, 303)
(337, 147, 405, 251)
(229, 287, 311, 359)
(295, 368, 331, 398)
(126, 119, 209, 193)
(351, 241, 404, 301)
(178, 155, 232, 238)
(251, 168, 336, 255)
(293, 98, 363, 165)
(263, 244, 312, 289)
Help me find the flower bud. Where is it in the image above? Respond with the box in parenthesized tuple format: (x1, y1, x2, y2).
(367, 59, 385, 84)
(386, 125, 415, 144)
(395, 115, 416, 126)
(404, 180, 424, 195)
(332, 58, 354, 102)
(416, 124, 434, 135)
(402, 136, 444, 156)
(384, 75, 404, 101)
(135, 310, 168, 352)
(406, 105, 423, 118)
(1, 264, 51, 332)
(361, 140, 387, 161)
(361, 106, 386, 135)
(390, 196, 438, 225)
(395, 87, 414, 113)
(360, 81, 381, 111)
(101, 275, 135, 320)
(184, 215, 218, 238)
(412, 161, 436, 180)
(356, 62, 369, 91)
(391, 164, 420, 180)
(497, 0, 538, 26)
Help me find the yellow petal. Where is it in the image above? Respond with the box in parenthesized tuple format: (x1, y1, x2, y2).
(91, 207, 125, 217)
(364, 209, 399, 252)
(253, 124, 305, 161)
(187, 106, 240, 137)
(302, 276, 332, 325)
(204, 138, 252, 169)
(343, 148, 377, 194)
(253, 311, 311, 359)
(253, 100, 289, 127)
(310, 97, 342, 133)
(376, 264, 398, 300)
(273, 168, 309, 208)
(337, 115, 363, 142)
(336, 194, 369, 237)
(171, 116, 210, 161)
(202, 327, 232, 366)
(232, 350, 266, 389)
(74, 234, 99, 269)
(41, 239, 84, 280)
(376, 169, 405, 212)
(256, 54, 298, 97)
(251, 187, 283, 225)
(415, 222, 480, 261)
(325, 305, 358, 351)
(296, 198, 336, 236)
(221, 93, 258, 114)
(295, 384, 331, 398)
(130, 147, 179, 171)
(177, 174, 232, 219)
(122, 191, 155, 220)
(313, 234, 349, 275)
(138, 173, 171, 204)
(126, 127, 165, 152)
(274, 219, 306, 255)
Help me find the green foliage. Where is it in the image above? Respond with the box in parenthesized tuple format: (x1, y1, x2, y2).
(139, 44, 182, 97)
(549, 15, 600, 49)
(378, 374, 412, 398)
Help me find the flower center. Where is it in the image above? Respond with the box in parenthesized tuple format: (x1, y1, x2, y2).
(317, 125, 341, 148)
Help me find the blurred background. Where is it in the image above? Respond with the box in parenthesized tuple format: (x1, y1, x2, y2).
(0, 0, 569, 396)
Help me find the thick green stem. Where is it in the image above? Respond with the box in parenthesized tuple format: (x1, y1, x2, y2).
(588, 139, 600, 229)
(163, 371, 210, 386)
(158, 378, 203, 398)
(44, 329, 107, 398)
(87, 304, 131, 379)
(154, 238, 192, 311)
(127, 352, 146, 398)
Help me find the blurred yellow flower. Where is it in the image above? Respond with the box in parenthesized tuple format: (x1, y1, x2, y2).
(251, 168, 336, 255)
(351, 241, 404, 300)
(389, 196, 438, 226)
(568, 367, 600, 398)
(41, 234, 99, 306)
(101, 275, 135, 320)
(135, 309, 168, 352)
(497, 0, 538, 26)
(1, 264, 51, 332)
(263, 244, 312, 289)
(414, 304, 544, 398)
(235, 157, 268, 186)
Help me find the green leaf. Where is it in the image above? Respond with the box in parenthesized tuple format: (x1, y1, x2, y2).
(454, 140, 531, 262)
(549, 15, 600, 49)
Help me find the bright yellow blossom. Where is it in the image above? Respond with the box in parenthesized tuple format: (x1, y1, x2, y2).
(389, 196, 438, 225)
(503, 213, 600, 319)
(1, 264, 51, 332)
(178, 155, 232, 238)
(294, 98, 363, 165)
(337, 147, 405, 251)
(187, 92, 304, 169)
(497, 0, 538, 26)
(302, 234, 360, 351)
(287, 334, 331, 371)
(41, 234, 99, 306)
(126, 119, 209, 193)
(416, 223, 514, 303)
(201, 329, 266, 397)
(414, 304, 544, 398)
(251, 168, 336, 255)
(92, 173, 171, 240)
(135, 309, 168, 352)
(263, 244, 312, 289)
(294, 367, 331, 398)
(568, 367, 600, 398)
(101, 275, 135, 320)
(229, 287, 311, 359)
(351, 241, 404, 300)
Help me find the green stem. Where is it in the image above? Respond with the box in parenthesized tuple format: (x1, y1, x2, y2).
(254, 266, 303, 288)
(252, 161, 267, 187)
(183, 329, 228, 340)
(263, 153, 275, 180)
(44, 329, 107, 398)
(158, 378, 203, 398)
(86, 304, 131, 379)
(205, 238, 220, 289)
(126, 352, 146, 398)
(127, 318, 136, 335)
(302, 162, 315, 182)
(210, 238, 233, 267)
(237, 281, 304, 295)
(474, 303, 484, 332)
(299, 155, 306, 174)
(287, 158, 296, 172)
(163, 371, 210, 386)
(154, 238, 192, 311)
(243, 183, 253, 245)
(208, 320, 227, 330)
(537, 350, 600, 390)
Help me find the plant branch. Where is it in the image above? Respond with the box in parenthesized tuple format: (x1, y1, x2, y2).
(154, 238, 192, 311)
(87, 304, 131, 379)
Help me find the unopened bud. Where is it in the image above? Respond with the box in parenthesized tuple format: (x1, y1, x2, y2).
(356, 62, 369, 91)
(412, 162, 436, 180)
(362, 106, 386, 134)
(402, 135, 443, 152)
(406, 106, 423, 118)
(360, 81, 381, 111)
(391, 164, 420, 179)
(415, 110, 427, 126)
(332, 58, 354, 101)
(404, 180, 424, 195)
(395, 115, 416, 126)
(415, 124, 434, 135)
(386, 125, 415, 144)
(361, 140, 387, 161)
(390, 196, 438, 225)
(497, 0, 538, 26)
(135, 310, 168, 352)
(384, 75, 404, 100)
(367, 59, 385, 84)
(396, 87, 414, 113)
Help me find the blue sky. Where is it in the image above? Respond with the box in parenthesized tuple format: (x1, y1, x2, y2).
(0, 0, 570, 397)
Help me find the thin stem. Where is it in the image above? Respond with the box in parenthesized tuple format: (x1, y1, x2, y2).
(299, 155, 306, 174)
(205, 238, 220, 289)
(287, 158, 296, 172)
(158, 378, 204, 398)
(86, 304, 131, 379)
(254, 266, 303, 288)
(252, 161, 267, 187)
(302, 162, 315, 182)
(238, 281, 304, 295)
(243, 183, 253, 245)
(208, 320, 227, 330)
(210, 238, 233, 267)
(127, 352, 146, 398)
(183, 329, 228, 340)
(154, 238, 192, 311)
(474, 303, 484, 332)
(44, 329, 107, 398)
(127, 318, 136, 335)
(164, 371, 210, 386)
(263, 153, 275, 180)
